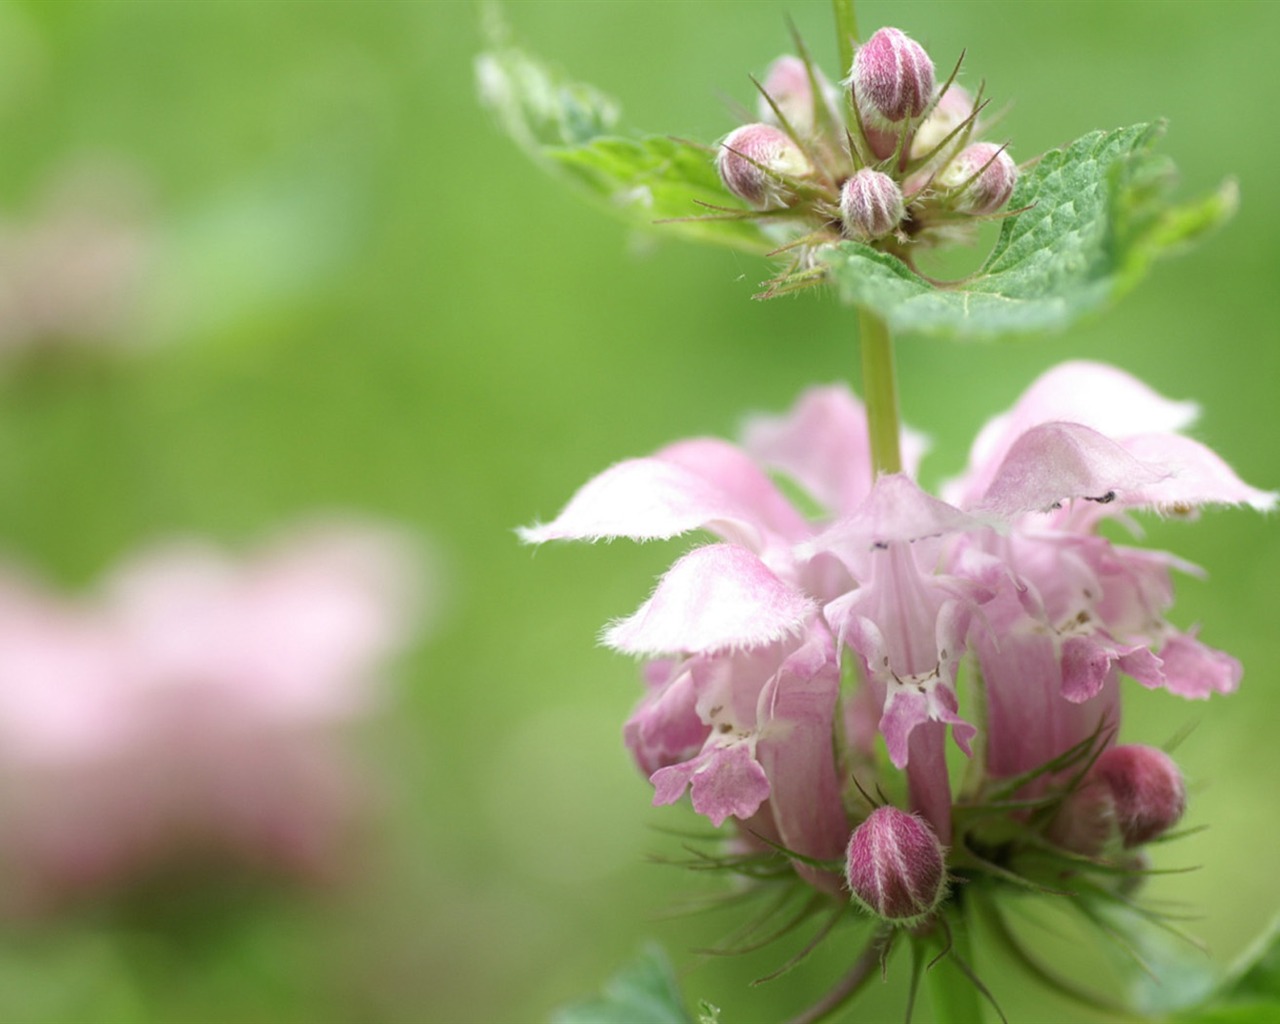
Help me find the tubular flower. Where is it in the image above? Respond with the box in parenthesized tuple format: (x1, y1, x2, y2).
(521, 361, 1273, 915)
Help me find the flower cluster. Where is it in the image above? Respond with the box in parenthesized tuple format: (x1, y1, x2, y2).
(713, 27, 1018, 292)
(522, 362, 1273, 919)
(0, 522, 420, 919)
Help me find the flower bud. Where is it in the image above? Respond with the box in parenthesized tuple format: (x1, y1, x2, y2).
(840, 168, 904, 241)
(1092, 745, 1186, 848)
(909, 83, 974, 161)
(758, 56, 833, 137)
(844, 806, 946, 925)
(715, 123, 813, 210)
(849, 27, 935, 126)
(1047, 776, 1117, 857)
(938, 142, 1018, 215)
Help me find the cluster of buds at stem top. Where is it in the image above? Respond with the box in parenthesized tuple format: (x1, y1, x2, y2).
(710, 25, 1021, 292)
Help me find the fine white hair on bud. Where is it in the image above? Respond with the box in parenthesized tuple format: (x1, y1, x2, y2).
(839, 168, 905, 241)
(938, 142, 1018, 214)
(715, 123, 814, 210)
(758, 55, 828, 137)
(849, 27, 935, 126)
(910, 83, 975, 162)
(844, 806, 946, 925)
(1092, 745, 1187, 848)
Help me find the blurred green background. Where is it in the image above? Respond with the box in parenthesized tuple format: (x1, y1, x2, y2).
(0, 1, 1275, 1021)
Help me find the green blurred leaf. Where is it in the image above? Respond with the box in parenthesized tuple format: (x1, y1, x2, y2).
(475, 14, 774, 255)
(1217, 916, 1280, 1003)
(825, 123, 1237, 340)
(1171, 1003, 1280, 1024)
(551, 946, 693, 1024)
(1165, 917, 1280, 1023)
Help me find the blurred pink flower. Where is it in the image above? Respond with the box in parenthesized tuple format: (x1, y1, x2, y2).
(0, 522, 421, 918)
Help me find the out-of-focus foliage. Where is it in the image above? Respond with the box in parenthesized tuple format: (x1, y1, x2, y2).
(0, 2, 1275, 1023)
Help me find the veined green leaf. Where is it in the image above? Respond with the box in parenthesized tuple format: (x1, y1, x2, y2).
(824, 123, 1237, 340)
(476, 20, 774, 255)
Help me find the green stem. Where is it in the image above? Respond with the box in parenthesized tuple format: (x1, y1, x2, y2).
(928, 911, 988, 1024)
(857, 306, 902, 478)
(832, 0, 859, 74)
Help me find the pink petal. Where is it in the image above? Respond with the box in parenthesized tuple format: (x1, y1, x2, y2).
(603, 545, 816, 655)
(519, 455, 773, 549)
(949, 361, 1199, 506)
(1119, 434, 1278, 512)
(1157, 631, 1242, 699)
(754, 628, 848, 879)
(976, 422, 1169, 518)
(656, 438, 810, 541)
(623, 662, 708, 777)
(650, 743, 771, 826)
(742, 385, 928, 515)
(808, 473, 981, 561)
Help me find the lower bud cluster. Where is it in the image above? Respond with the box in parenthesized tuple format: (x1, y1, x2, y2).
(712, 26, 1020, 292)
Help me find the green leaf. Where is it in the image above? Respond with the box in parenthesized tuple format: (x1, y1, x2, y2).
(475, 12, 774, 255)
(825, 123, 1237, 340)
(551, 946, 693, 1024)
(1165, 917, 1280, 1023)
(1171, 1003, 1280, 1024)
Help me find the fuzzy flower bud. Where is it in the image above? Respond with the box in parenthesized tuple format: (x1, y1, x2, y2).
(938, 142, 1018, 215)
(909, 83, 974, 161)
(840, 168, 904, 241)
(844, 806, 946, 925)
(849, 27, 935, 126)
(715, 123, 813, 210)
(1092, 745, 1187, 848)
(757, 56, 833, 137)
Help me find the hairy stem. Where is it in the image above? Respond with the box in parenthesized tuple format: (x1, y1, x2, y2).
(858, 306, 903, 477)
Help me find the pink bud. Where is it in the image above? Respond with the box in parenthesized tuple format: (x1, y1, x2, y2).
(1092, 745, 1187, 848)
(849, 27, 935, 125)
(844, 806, 946, 925)
(910, 83, 975, 161)
(839, 168, 904, 241)
(1047, 777, 1117, 857)
(715, 123, 813, 210)
(758, 56, 833, 137)
(938, 142, 1018, 215)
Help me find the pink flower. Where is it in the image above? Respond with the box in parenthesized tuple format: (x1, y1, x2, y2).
(523, 362, 1272, 893)
(0, 522, 420, 919)
(523, 394, 927, 881)
(945, 362, 1274, 783)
